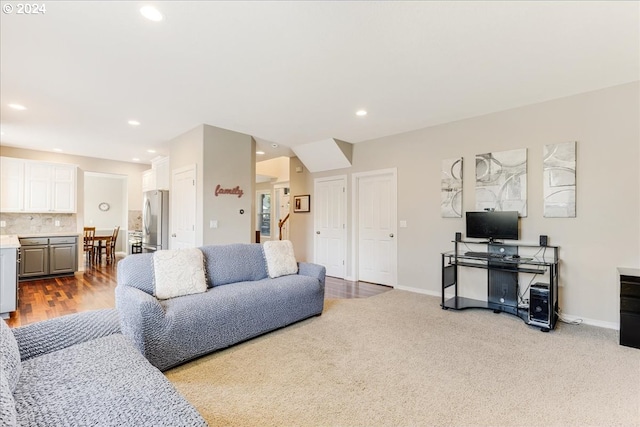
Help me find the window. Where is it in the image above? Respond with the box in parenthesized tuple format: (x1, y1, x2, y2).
(258, 192, 271, 237)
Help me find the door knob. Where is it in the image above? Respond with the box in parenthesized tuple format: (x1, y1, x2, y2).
(389, 233, 394, 238)
(316, 231, 321, 234)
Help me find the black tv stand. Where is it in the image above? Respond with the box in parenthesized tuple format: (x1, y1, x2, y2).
(441, 239, 559, 331)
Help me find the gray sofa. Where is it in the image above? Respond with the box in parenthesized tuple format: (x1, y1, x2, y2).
(0, 309, 207, 427)
(116, 243, 326, 371)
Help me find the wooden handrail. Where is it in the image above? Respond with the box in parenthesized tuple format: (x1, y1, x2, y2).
(278, 214, 290, 241)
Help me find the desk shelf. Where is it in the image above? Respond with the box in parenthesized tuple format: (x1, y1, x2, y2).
(441, 239, 559, 331)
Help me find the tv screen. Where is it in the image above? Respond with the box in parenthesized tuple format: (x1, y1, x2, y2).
(466, 211, 519, 241)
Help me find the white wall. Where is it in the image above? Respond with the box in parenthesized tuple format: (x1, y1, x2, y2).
(256, 156, 290, 183)
(84, 173, 126, 252)
(291, 82, 640, 326)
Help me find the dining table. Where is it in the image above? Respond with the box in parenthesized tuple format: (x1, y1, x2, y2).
(92, 234, 113, 264)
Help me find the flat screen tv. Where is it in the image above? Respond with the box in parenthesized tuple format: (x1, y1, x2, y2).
(466, 211, 519, 242)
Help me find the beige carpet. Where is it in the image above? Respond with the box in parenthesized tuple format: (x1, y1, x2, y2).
(165, 290, 640, 426)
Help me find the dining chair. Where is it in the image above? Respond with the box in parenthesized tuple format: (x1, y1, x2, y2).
(107, 226, 120, 262)
(83, 227, 96, 265)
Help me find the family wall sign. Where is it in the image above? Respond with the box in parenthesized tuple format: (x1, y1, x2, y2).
(214, 184, 244, 198)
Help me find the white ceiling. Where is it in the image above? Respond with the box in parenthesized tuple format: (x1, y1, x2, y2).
(1, 1, 638, 164)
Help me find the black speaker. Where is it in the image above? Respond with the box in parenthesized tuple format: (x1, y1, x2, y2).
(539, 235, 548, 247)
(455, 232, 462, 242)
(529, 283, 550, 323)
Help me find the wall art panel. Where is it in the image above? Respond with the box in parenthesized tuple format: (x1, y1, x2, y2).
(543, 141, 576, 217)
(441, 157, 463, 218)
(475, 148, 527, 216)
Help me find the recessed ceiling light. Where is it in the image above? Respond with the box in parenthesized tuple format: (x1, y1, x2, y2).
(53, 148, 63, 152)
(147, 149, 156, 153)
(132, 158, 140, 162)
(256, 151, 265, 155)
(271, 143, 279, 148)
(140, 5, 163, 21)
(128, 120, 140, 126)
(356, 110, 367, 117)
(8, 103, 27, 111)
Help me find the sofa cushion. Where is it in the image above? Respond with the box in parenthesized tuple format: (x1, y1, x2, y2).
(263, 240, 298, 278)
(153, 248, 207, 300)
(200, 243, 268, 287)
(14, 334, 206, 427)
(0, 320, 21, 393)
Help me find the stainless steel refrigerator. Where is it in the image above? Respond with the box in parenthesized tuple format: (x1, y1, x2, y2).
(142, 190, 169, 253)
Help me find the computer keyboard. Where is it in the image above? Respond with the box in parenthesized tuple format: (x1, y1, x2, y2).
(464, 251, 505, 259)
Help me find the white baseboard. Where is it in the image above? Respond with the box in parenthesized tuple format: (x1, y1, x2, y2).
(394, 285, 441, 298)
(558, 313, 619, 330)
(393, 286, 620, 330)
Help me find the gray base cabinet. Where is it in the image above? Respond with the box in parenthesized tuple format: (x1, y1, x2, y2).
(20, 245, 48, 278)
(19, 236, 77, 280)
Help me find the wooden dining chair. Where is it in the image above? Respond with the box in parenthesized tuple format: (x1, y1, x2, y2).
(83, 227, 96, 265)
(107, 226, 120, 262)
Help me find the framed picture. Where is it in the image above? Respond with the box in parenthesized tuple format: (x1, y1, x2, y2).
(293, 194, 310, 213)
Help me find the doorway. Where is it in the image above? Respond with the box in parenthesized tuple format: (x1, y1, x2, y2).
(352, 169, 397, 286)
(314, 176, 347, 278)
(171, 165, 196, 249)
(83, 172, 127, 254)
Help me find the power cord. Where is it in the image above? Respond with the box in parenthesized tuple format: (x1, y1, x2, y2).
(556, 308, 583, 325)
(518, 273, 539, 304)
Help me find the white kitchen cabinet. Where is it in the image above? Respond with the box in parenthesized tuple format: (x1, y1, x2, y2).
(0, 157, 25, 212)
(141, 157, 170, 192)
(154, 157, 170, 190)
(0, 157, 77, 213)
(142, 169, 155, 192)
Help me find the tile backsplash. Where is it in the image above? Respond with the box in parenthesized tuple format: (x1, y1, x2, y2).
(0, 213, 77, 235)
(128, 210, 142, 231)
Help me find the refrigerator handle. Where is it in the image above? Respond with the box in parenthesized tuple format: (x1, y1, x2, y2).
(143, 198, 151, 235)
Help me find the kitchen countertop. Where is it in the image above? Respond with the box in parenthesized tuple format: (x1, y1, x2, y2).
(0, 235, 21, 249)
(17, 232, 81, 239)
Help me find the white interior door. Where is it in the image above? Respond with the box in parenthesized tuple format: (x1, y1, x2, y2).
(314, 176, 346, 278)
(356, 170, 397, 286)
(171, 165, 196, 249)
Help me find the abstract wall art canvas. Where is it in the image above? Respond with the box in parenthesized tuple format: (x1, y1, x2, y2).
(441, 157, 463, 217)
(543, 141, 576, 217)
(475, 148, 527, 216)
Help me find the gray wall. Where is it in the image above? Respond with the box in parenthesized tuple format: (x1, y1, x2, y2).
(202, 125, 255, 244)
(290, 81, 640, 327)
(169, 124, 255, 246)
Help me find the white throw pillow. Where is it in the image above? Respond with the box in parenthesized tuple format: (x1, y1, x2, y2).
(263, 240, 298, 278)
(153, 248, 207, 300)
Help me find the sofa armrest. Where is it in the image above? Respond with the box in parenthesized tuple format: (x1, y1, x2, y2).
(298, 262, 326, 287)
(115, 284, 165, 357)
(12, 309, 120, 361)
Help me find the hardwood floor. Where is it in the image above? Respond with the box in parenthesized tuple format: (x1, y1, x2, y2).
(5, 257, 392, 328)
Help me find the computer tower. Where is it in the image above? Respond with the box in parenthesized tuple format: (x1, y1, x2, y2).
(529, 283, 550, 323)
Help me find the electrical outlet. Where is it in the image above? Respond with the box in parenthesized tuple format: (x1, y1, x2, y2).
(55, 220, 60, 227)
(0, 221, 6, 228)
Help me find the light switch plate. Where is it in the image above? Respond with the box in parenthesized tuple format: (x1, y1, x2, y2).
(0, 221, 6, 227)
(399, 220, 407, 228)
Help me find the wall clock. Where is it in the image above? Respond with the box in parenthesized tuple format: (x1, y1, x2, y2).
(98, 202, 110, 212)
